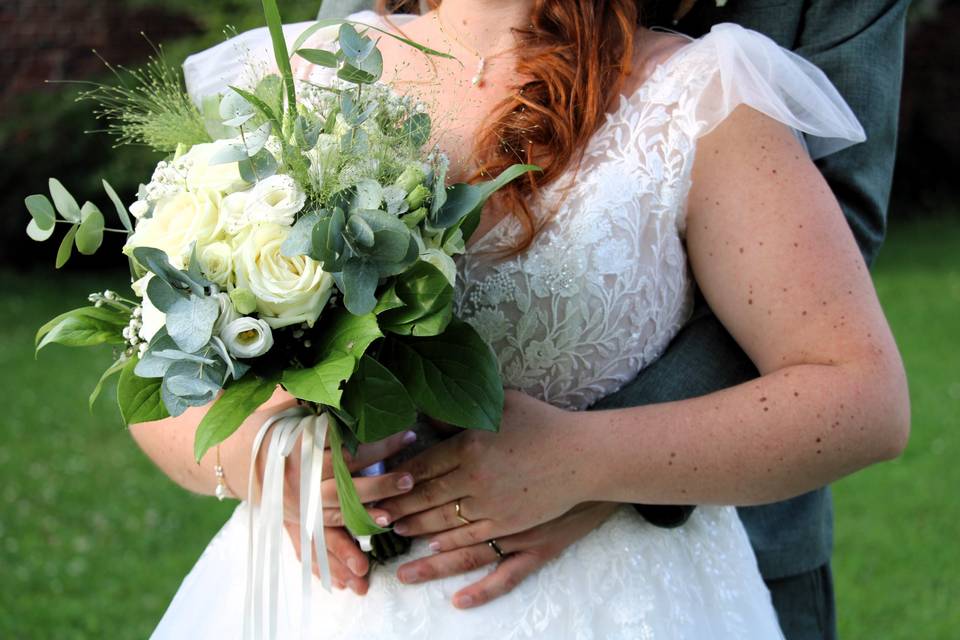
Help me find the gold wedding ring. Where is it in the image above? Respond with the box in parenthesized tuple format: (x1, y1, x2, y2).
(487, 539, 505, 560)
(454, 499, 472, 526)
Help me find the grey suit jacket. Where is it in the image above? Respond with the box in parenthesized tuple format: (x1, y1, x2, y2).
(316, 0, 909, 580)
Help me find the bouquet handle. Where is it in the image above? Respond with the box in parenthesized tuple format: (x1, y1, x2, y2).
(242, 406, 331, 640)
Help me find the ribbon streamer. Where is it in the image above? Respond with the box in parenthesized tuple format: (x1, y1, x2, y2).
(242, 406, 333, 640)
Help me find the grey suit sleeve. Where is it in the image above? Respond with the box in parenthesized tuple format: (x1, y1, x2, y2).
(793, 0, 909, 265)
(594, 0, 909, 528)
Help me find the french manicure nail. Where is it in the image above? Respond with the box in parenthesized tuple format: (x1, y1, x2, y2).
(428, 540, 441, 553)
(398, 567, 419, 583)
(394, 523, 409, 535)
(375, 515, 390, 526)
(397, 474, 414, 490)
(402, 430, 417, 445)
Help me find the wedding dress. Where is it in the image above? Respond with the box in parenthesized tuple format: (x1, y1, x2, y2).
(153, 12, 864, 639)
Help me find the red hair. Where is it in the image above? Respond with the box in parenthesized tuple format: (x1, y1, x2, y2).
(379, 1, 640, 252)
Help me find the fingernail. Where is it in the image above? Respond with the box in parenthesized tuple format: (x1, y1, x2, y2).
(375, 515, 390, 527)
(347, 557, 363, 576)
(455, 595, 474, 608)
(397, 474, 414, 491)
(402, 430, 417, 445)
(348, 578, 364, 594)
(394, 523, 409, 535)
(398, 567, 419, 583)
(428, 540, 441, 553)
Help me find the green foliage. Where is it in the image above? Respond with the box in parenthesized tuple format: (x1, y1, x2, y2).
(117, 356, 170, 424)
(381, 319, 504, 432)
(35, 306, 128, 353)
(193, 373, 280, 461)
(328, 416, 389, 537)
(342, 355, 416, 443)
(281, 351, 356, 408)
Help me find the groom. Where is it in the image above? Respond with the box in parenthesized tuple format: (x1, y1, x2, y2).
(318, 0, 910, 638)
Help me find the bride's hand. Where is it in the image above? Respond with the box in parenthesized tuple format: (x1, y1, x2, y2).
(268, 429, 418, 594)
(379, 390, 592, 551)
(395, 502, 619, 608)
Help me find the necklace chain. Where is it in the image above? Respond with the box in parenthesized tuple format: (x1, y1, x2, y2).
(434, 9, 513, 88)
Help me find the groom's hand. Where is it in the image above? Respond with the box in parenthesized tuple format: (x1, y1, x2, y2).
(395, 502, 619, 608)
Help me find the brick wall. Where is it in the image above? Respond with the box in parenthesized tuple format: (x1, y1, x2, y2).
(0, 0, 201, 108)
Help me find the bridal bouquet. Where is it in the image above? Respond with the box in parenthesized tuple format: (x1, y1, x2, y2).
(26, 0, 531, 539)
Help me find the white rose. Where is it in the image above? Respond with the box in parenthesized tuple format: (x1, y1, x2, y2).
(212, 292, 241, 337)
(221, 190, 251, 235)
(199, 241, 235, 288)
(233, 223, 333, 328)
(129, 200, 149, 220)
(123, 190, 224, 268)
(184, 141, 248, 194)
(243, 174, 306, 228)
(138, 280, 166, 343)
(222, 317, 274, 359)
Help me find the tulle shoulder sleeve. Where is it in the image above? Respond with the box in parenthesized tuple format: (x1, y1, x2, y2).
(182, 11, 415, 106)
(672, 23, 866, 159)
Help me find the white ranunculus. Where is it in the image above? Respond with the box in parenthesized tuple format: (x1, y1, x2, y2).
(243, 174, 306, 228)
(221, 317, 274, 359)
(184, 141, 248, 194)
(220, 190, 251, 235)
(138, 280, 166, 343)
(232, 223, 333, 328)
(212, 292, 241, 337)
(123, 190, 224, 268)
(199, 241, 235, 288)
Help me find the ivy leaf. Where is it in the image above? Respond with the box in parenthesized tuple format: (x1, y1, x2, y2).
(342, 355, 416, 443)
(328, 417, 389, 537)
(281, 351, 357, 408)
(381, 320, 503, 432)
(117, 357, 170, 425)
(193, 373, 279, 462)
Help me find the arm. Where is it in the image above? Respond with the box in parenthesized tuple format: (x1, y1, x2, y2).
(382, 106, 909, 548)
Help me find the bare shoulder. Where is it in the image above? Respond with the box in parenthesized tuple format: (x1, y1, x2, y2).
(623, 28, 692, 93)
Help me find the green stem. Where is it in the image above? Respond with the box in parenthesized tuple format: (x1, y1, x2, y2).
(261, 0, 298, 122)
(54, 220, 128, 234)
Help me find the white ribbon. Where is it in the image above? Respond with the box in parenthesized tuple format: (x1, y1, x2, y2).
(242, 406, 333, 640)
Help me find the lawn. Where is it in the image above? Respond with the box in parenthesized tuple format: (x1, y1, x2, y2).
(0, 217, 957, 639)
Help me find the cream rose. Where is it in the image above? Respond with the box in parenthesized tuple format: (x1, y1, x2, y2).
(243, 174, 306, 228)
(199, 241, 235, 288)
(232, 223, 333, 328)
(184, 141, 248, 194)
(212, 292, 241, 337)
(220, 190, 251, 235)
(123, 190, 223, 268)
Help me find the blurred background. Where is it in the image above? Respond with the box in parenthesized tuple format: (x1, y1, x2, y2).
(1, 0, 957, 638)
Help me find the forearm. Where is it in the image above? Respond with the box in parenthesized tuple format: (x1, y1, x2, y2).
(128, 386, 297, 499)
(577, 353, 908, 506)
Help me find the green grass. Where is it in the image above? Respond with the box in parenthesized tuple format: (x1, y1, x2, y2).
(833, 217, 960, 639)
(1, 218, 957, 639)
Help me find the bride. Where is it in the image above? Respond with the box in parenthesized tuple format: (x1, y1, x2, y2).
(132, 1, 909, 638)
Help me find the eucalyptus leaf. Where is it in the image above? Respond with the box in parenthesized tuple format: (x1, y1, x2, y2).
(296, 48, 338, 68)
(281, 211, 322, 257)
(25, 194, 56, 230)
(338, 23, 375, 64)
(132, 247, 206, 295)
(117, 357, 170, 425)
(403, 113, 432, 149)
(381, 319, 504, 432)
(219, 88, 255, 123)
(239, 149, 279, 183)
(228, 85, 283, 133)
(352, 179, 383, 212)
(342, 355, 416, 443)
(346, 214, 375, 248)
(134, 330, 180, 378)
(291, 19, 454, 61)
(76, 202, 105, 255)
(243, 121, 272, 157)
(193, 373, 280, 461)
(55, 224, 78, 269)
(49, 178, 81, 222)
(26, 219, 55, 242)
(310, 208, 346, 270)
(165, 294, 219, 354)
(101, 180, 133, 233)
(209, 141, 248, 165)
(341, 258, 379, 316)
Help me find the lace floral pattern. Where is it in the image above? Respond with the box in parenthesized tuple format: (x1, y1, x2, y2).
(454, 44, 718, 411)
